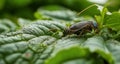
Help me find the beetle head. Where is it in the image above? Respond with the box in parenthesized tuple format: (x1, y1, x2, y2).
(92, 21, 98, 29)
(92, 21, 99, 33)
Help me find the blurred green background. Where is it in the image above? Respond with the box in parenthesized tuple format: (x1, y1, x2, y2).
(0, 0, 120, 20)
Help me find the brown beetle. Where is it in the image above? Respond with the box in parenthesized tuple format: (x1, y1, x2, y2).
(63, 21, 98, 36)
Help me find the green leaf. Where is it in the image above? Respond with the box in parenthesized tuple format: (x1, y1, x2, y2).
(82, 36, 113, 64)
(82, 36, 107, 52)
(63, 59, 95, 64)
(45, 36, 113, 64)
(0, 35, 56, 64)
(34, 5, 77, 21)
(45, 46, 90, 64)
(45, 37, 86, 64)
(104, 12, 120, 31)
(0, 20, 66, 45)
(1, 1, 120, 64)
(22, 20, 66, 37)
(106, 40, 120, 64)
(95, 5, 108, 29)
(0, 20, 67, 64)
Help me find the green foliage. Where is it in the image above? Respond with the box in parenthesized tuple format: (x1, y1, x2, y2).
(104, 12, 120, 31)
(95, 5, 108, 29)
(0, 0, 120, 64)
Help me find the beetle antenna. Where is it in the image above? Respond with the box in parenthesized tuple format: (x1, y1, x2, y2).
(77, 4, 96, 16)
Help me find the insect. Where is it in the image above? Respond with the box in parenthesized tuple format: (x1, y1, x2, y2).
(63, 21, 98, 36)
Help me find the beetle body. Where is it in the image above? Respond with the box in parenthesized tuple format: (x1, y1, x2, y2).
(63, 21, 98, 36)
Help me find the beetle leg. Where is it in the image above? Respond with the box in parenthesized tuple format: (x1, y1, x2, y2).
(77, 29, 85, 37)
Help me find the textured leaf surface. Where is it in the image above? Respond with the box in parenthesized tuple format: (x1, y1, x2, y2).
(0, 20, 66, 64)
(0, 19, 18, 34)
(22, 20, 66, 37)
(0, 35, 56, 64)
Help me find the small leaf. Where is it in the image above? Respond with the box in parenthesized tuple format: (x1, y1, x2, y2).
(95, 5, 109, 29)
(104, 12, 120, 30)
